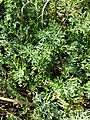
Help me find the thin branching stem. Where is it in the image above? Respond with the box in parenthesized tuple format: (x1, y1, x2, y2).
(41, 0, 50, 29)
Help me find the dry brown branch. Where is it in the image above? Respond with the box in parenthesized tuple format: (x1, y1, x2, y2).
(0, 97, 34, 106)
(0, 107, 22, 120)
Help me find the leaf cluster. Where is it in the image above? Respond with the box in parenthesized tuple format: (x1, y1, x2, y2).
(0, 0, 90, 119)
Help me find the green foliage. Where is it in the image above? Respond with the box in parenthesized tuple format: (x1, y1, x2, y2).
(6, 114, 17, 120)
(0, 0, 90, 119)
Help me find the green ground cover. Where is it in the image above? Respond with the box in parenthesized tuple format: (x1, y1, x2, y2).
(0, 0, 90, 119)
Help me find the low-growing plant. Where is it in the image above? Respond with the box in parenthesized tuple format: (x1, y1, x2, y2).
(0, 0, 90, 119)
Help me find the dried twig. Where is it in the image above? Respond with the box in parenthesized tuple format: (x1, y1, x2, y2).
(0, 97, 34, 106)
(20, 0, 34, 24)
(41, 0, 50, 28)
(0, 107, 22, 120)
